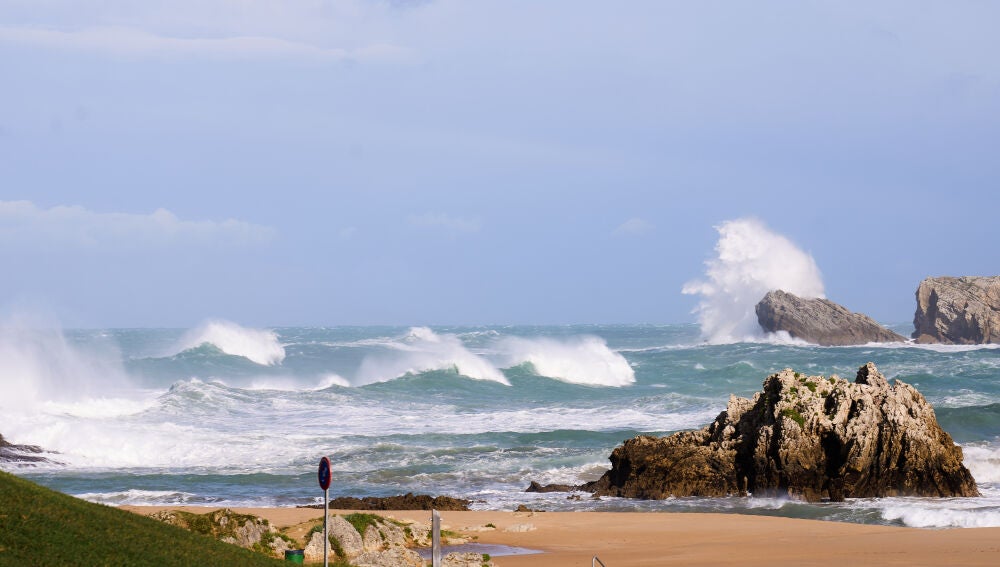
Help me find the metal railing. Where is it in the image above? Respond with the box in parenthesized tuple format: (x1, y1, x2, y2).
(593, 556, 607, 567)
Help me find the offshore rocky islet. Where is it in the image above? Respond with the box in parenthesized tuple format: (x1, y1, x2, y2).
(573, 363, 978, 502)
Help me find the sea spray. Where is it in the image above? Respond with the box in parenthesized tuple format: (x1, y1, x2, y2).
(171, 320, 285, 366)
(683, 218, 825, 343)
(0, 314, 131, 411)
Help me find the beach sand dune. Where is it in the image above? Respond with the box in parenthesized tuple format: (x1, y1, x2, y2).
(122, 507, 1000, 566)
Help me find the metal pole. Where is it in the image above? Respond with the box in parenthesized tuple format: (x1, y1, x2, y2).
(323, 487, 329, 567)
(431, 509, 441, 567)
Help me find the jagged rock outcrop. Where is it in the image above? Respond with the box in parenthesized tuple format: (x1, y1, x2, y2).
(0, 433, 54, 464)
(756, 290, 906, 346)
(304, 493, 470, 511)
(304, 514, 421, 563)
(913, 276, 1000, 344)
(579, 363, 977, 502)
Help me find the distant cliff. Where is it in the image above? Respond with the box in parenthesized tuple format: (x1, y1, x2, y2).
(755, 290, 906, 346)
(913, 276, 1000, 344)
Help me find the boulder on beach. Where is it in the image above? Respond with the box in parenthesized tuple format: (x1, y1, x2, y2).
(913, 276, 1000, 344)
(578, 363, 978, 502)
(755, 290, 906, 346)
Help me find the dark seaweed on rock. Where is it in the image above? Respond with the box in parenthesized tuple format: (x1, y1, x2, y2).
(300, 493, 470, 511)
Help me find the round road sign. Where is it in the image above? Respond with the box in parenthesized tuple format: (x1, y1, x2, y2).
(318, 456, 332, 491)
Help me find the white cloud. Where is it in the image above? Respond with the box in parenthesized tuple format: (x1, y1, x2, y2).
(0, 25, 413, 63)
(407, 212, 481, 233)
(613, 217, 654, 236)
(0, 200, 274, 250)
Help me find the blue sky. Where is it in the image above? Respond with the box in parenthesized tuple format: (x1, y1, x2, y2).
(1, 1, 998, 327)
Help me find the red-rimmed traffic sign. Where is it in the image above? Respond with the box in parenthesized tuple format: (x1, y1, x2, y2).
(318, 456, 331, 490)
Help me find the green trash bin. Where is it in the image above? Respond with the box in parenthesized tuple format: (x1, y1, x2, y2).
(284, 549, 305, 563)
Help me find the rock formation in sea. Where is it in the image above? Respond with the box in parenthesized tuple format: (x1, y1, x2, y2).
(755, 290, 906, 345)
(0, 433, 53, 464)
(573, 363, 977, 502)
(913, 276, 1000, 344)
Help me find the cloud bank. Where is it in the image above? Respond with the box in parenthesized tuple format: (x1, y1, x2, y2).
(0, 26, 411, 63)
(0, 200, 274, 250)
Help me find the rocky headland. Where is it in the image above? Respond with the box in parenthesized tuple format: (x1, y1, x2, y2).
(534, 363, 976, 502)
(755, 290, 906, 345)
(913, 276, 1000, 344)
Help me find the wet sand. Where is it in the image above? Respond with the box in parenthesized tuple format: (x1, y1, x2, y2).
(122, 506, 1000, 566)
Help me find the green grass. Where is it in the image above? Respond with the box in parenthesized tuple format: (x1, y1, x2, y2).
(781, 407, 806, 428)
(342, 512, 382, 536)
(0, 470, 284, 566)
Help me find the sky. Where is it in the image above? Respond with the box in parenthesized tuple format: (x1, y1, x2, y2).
(1, 1, 998, 328)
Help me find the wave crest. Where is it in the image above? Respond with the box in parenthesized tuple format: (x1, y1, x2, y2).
(502, 335, 635, 387)
(356, 327, 510, 385)
(173, 320, 285, 366)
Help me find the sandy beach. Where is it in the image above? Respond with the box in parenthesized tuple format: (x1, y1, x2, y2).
(122, 506, 1000, 566)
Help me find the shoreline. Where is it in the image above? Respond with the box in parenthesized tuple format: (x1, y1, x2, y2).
(121, 506, 1000, 565)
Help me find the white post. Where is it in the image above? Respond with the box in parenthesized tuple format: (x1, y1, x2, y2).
(323, 488, 329, 567)
(431, 509, 441, 567)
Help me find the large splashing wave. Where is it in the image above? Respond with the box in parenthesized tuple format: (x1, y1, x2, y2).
(683, 218, 825, 344)
(171, 320, 285, 366)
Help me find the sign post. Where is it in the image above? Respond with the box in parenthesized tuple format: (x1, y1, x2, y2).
(318, 457, 332, 567)
(431, 509, 441, 567)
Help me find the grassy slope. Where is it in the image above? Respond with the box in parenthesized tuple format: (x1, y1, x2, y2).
(0, 471, 284, 566)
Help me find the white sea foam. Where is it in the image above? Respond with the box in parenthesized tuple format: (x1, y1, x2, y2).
(963, 445, 1000, 483)
(355, 327, 510, 385)
(173, 320, 285, 365)
(76, 489, 211, 506)
(245, 373, 350, 391)
(500, 335, 635, 386)
(876, 498, 1000, 528)
(683, 218, 825, 344)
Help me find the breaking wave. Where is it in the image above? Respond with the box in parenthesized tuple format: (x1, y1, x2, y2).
(500, 335, 635, 386)
(353, 328, 634, 387)
(356, 326, 510, 385)
(683, 218, 825, 344)
(172, 320, 285, 366)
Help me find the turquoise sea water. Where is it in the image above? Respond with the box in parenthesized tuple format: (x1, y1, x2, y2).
(2, 322, 998, 528)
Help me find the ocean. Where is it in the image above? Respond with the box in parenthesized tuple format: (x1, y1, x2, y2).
(2, 321, 999, 528)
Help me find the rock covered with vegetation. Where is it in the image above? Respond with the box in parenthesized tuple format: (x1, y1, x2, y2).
(148, 508, 295, 557)
(583, 363, 978, 502)
(913, 276, 1000, 344)
(755, 290, 906, 345)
